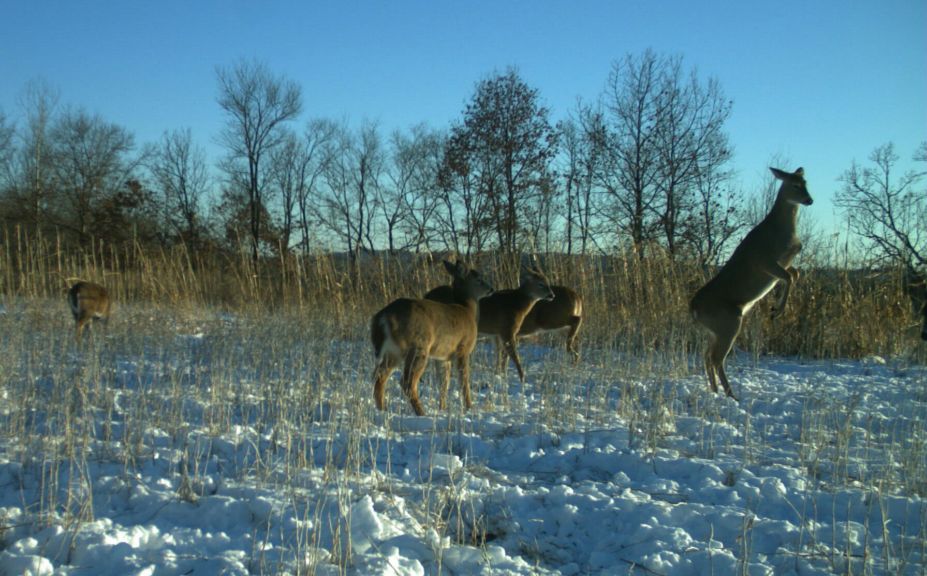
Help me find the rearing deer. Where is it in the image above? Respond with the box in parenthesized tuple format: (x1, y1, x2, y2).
(371, 260, 493, 416)
(690, 167, 813, 399)
(68, 281, 111, 341)
(426, 268, 556, 382)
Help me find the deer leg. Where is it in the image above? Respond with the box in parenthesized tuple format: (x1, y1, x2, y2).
(503, 336, 527, 383)
(373, 356, 397, 411)
(401, 349, 429, 416)
(695, 301, 742, 399)
(715, 360, 738, 401)
(438, 360, 452, 410)
(75, 317, 88, 342)
(493, 336, 507, 375)
(456, 355, 472, 411)
(566, 316, 582, 364)
(706, 314, 742, 400)
(767, 262, 795, 317)
(703, 339, 719, 394)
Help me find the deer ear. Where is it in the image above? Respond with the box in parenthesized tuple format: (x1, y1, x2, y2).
(443, 260, 456, 276)
(769, 167, 787, 180)
(794, 167, 804, 177)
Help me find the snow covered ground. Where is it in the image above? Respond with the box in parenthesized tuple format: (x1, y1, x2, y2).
(0, 303, 925, 575)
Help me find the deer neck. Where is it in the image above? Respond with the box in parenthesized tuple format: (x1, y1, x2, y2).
(451, 285, 480, 316)
(459, 297, 481, 326)
(767, 195, 799, 232)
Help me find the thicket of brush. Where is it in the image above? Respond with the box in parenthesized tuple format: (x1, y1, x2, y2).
(3, 226, 922, 365)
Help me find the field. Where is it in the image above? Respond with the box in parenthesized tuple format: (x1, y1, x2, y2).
(0, 287, 925, 575)
(1, 239, 926, 574)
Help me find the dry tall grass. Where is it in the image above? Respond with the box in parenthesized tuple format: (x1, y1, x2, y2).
(1, 226, 923, 363)
(1, 225, 924, 573)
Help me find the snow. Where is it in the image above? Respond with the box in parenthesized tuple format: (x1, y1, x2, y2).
(0, 306, 925, 575)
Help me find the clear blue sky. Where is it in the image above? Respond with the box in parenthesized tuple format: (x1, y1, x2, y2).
(2, 0, 925, 233)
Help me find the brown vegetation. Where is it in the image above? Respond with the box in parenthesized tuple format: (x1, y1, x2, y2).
(1, 226, 922, 368)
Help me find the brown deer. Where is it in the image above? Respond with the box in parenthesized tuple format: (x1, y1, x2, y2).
(426, 268, 556, 382)
(690, 167, 813, 399)
(68, 281, 111, 341)
(517, 285, 583, 364)
(371, 260, 493, 416)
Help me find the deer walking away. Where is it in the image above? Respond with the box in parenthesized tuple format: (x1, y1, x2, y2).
(68, 281, 111, 341)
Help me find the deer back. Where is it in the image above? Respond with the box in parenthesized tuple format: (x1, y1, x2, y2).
(375, 297, 480, 359)
(476, 270, 554, 336)
(519, 285, 582, 335)
(422, 284, 455, 305)
(376, 260, 492, 360)
(68, 281, 111, 320)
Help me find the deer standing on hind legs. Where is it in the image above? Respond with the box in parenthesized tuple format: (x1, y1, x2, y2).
(371, 260, 493, 416)
(68, 281, 111, 341)
(690, 167, 813, 400)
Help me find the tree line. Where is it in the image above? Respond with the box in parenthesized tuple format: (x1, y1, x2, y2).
(0, 51, 923, 275)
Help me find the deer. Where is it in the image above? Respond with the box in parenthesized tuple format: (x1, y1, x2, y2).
(690, 166, 813, 400)
(371, 260, 493, 416)
(68, 281, 111, 341)
(516, 285, 583, 364)
(425, 267, 556, 383)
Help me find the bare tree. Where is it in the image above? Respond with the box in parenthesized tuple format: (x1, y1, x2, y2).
(557, 106, 602, 254)
(594, 50, 737, 260)
(216, 59, 302, 260)
(436, 142, 491, 257)
(266, 129, 306, 253)
(598, 50, 664, 257)
(444, 68, 558, 254)
(315, 122, 354, 252)
(835, 142, 926, 271)
(0, 110, 13, 195)
(386, 124, 444, 253)
(213, 185, 279, 252)
(47, 108, 143, 245)
(556, 117, 583, 255)
(687, 148, 742, 268)
(2, 80, 60, 232)
(653, 59, 733, 257)
(315, 121, 381, 258)
(355, 122, 385, 254)
(295, 118, 338, 253)
(525, 175, 558, 253)
(373, 125, 417, 254)
(149, 128, 209, 248)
